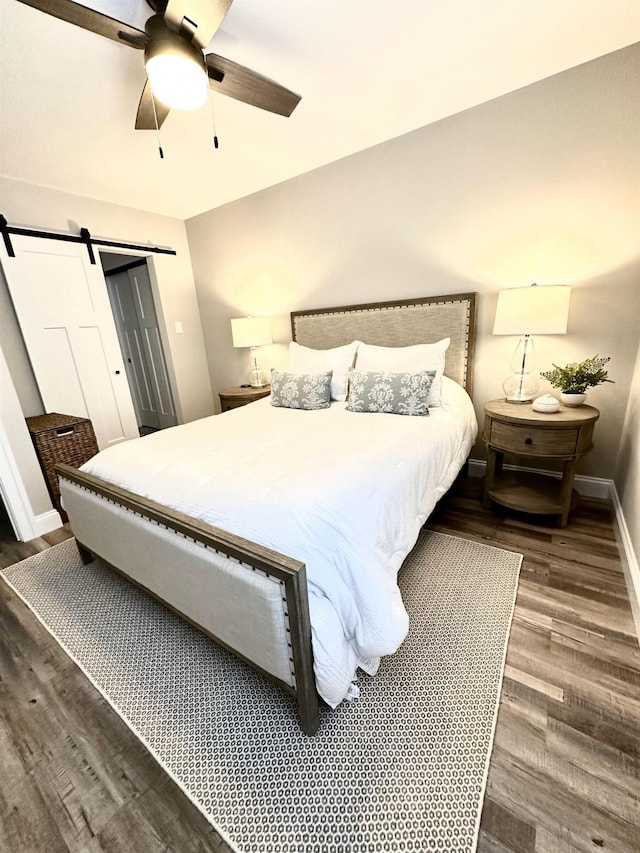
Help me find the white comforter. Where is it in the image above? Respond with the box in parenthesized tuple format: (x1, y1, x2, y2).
(81, 376, 477, 707)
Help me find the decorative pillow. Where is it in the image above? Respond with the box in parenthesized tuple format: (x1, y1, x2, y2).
(270, 370, 332, 410)
(285, 340, 359, 402)
(346, 369, 435, 415)
(354, 338, 450, 406)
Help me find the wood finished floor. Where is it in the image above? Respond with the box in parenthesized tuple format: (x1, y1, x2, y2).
(1, 478, 638, 853)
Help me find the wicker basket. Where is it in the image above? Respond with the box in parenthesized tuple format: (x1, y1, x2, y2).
(26, 413, 99, 522)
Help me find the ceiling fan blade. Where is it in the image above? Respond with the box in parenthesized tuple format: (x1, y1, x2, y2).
(135, 80, 170, 130)
(205, 54, 301, 117)
(162, 0, 234, 49)
(15, 0, 147, 48)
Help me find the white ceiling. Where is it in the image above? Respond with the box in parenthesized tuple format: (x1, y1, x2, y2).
(1, 1, 639, 220)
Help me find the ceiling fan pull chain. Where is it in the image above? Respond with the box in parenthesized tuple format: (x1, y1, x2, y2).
(150, 87, 164, 159)
(209, 92, 220, 150)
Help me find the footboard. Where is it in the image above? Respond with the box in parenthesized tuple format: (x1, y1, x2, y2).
(55, 463, 320, 735)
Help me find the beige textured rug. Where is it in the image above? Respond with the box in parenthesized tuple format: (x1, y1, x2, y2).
(3, 529, 522, 853)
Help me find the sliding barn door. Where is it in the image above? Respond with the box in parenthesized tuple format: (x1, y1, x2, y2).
(0, 235, 139, 449)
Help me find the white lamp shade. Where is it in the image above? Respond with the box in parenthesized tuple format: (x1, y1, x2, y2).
(231, 317, 273, 348)
(493, 285, 571, 336)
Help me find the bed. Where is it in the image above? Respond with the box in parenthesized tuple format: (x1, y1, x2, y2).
(56, 292, 478, 735)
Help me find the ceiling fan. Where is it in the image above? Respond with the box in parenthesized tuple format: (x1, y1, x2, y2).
(16, 0, 301, 132)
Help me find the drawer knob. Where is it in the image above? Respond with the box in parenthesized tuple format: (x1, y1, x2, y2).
(525, 437, 533, 445)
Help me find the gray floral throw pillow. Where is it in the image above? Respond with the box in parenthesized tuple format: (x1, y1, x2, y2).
(271, 370, 332, 410)
(346, 369, 435, 415)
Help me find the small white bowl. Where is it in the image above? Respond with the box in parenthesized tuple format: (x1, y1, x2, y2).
(533, 394, 560, 413)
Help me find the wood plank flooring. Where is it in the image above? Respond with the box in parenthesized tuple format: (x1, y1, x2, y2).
(429, 479, 640, 853)
(1, 479, 638, 852)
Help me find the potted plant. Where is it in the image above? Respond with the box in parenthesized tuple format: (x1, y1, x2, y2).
(540, 355, 613, 406)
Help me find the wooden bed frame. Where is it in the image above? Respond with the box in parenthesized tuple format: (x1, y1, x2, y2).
(56, 292, 477, 736)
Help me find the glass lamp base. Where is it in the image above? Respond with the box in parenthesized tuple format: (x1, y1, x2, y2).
(248, 346, 267, 387)
(249, 367, 266, 388)
(503, 372, 539, 403)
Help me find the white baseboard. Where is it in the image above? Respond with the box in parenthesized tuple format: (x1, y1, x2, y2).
(467, 458, 610, 499)
(467, 459, 488, 480)
(32, 508, 63, 538)
(468, 458, 639, 641)
(610, 483, 640, 643)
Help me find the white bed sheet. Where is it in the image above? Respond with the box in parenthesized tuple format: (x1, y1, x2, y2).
(81, 376, 478, 707)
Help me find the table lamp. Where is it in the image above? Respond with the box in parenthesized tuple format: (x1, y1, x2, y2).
(231, 316, 273, 388)
(493, 284, 571, 403)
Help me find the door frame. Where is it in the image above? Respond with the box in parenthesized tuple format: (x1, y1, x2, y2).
(99, 249, 182, 425)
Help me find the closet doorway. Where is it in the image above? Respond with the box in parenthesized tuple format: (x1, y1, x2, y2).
(101, 253, 177, 434)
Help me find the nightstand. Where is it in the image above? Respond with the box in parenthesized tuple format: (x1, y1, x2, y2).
(482, 399, 599, 527)
(219, 385, 271, 412)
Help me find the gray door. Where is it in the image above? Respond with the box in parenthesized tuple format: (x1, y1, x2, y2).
(105, 263, 177, 431)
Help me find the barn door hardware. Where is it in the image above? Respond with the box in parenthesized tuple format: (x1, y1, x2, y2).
(0, 215, 176, 264)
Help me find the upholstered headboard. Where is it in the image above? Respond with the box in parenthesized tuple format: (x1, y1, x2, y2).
(291, 292, 477, 395)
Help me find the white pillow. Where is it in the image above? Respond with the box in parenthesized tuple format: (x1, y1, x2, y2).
(286, 340, 359, 401)
(354, 338, 450, 406)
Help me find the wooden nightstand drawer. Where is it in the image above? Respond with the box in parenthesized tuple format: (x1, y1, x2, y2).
(489, 421, 578, 456)
(482, 399, 599, 527)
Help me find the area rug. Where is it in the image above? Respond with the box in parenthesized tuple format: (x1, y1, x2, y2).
(2, 530, 522, 853)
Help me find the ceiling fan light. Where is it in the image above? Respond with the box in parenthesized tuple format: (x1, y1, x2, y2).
(145, 51, 208, 111)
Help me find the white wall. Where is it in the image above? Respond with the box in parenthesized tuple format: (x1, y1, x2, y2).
(185, 44, 640, 481)
(0, 345, 61, 537)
